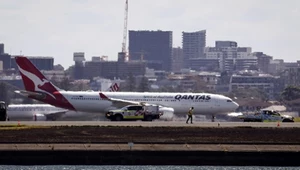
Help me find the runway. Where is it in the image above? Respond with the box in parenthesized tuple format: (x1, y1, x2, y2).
(0, 121, 299, 128)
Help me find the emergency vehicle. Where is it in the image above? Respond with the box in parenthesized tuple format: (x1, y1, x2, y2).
(0, 101, 7, 121)
(238, 110, 294, 122)
(105, 105, 162, 121)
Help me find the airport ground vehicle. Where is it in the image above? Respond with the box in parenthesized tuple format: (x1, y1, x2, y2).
(238, 110, 294, 122)
(105, 105, 162, 121)
(0, 101, 7, 121)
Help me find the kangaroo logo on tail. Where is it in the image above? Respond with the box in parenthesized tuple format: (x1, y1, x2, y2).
(17, 65, 57, 99)
(15, 56, 59, 99)
(15, 56, 76, 111)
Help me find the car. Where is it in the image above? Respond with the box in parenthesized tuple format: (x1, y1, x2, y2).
(105, 105, 162, 121)
(238, 110, 294, 122)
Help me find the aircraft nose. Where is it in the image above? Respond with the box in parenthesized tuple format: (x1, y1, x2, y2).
(232, 101, 239, 110)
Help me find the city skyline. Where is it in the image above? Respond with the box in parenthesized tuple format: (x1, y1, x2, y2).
(0, 0, 299, 68)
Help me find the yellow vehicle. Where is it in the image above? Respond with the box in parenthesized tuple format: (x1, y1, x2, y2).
(105, 105, 162, 121)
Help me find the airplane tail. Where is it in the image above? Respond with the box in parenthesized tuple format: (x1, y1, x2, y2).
(15, 56, 59, 97)
(15, 56, 76, 111)
(108, 82, 120, 92)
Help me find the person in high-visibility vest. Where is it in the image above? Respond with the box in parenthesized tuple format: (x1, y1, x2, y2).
(186, 107, 194, 124)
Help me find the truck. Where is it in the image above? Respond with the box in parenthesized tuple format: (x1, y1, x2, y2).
(0, 101, 7, 121)
(238, 109, 294, 122)
(105, 105, 163, 121)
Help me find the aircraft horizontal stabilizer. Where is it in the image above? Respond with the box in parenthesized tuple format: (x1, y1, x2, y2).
(14, 90, 45, 98)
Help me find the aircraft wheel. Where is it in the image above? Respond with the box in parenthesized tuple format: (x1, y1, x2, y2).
(282, 119, 294, 122)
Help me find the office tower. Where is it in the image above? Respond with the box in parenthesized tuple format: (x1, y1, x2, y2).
(182, 30, 206, 68)
(129, 30, 172, 71)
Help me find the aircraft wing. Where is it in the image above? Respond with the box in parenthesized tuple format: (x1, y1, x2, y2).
(99, 93, 146, 108)
(43, 110, 69, 120)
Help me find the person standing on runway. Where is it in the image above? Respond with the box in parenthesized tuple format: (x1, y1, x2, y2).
(186, 107, 194, 124)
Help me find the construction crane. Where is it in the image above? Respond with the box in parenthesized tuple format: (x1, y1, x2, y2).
(118, 0, 128, 62)
(122, 0, 128, 53)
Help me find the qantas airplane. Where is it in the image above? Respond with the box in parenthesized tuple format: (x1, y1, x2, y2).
(8, 82, 120, 121)
(15, 56, 239, 118)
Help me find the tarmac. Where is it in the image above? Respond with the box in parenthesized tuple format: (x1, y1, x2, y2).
(1, 143, 300, 152)
(0, 121, 298, 127)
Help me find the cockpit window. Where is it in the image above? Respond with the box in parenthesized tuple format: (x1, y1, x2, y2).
(227, 100, 232, 102)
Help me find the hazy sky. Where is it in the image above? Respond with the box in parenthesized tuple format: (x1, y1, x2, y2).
(0, 0, 299, 69)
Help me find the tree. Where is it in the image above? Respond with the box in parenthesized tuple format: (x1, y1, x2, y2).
(124, 73, 136, 91)
(248, 65, 259, 71)
(229, 88, 268, 101)
(59, 75, 72, 90)
(281, 86, 300, 101)
(70, 82, 90, 91)
(65, 66, 75, 79)
(190, 76, 209, 93)
(50, 73, 59, 87)
(138, 76, 149, 92)
(54, 64, 64, 71)
(219, 71, 232, 85)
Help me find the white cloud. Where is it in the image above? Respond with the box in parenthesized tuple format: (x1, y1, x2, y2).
(0, 0, 299, 68)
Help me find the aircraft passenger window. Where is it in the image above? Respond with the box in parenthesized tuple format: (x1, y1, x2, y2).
(227, 100, 232, 102)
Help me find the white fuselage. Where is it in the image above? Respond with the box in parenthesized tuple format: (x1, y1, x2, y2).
(7, 104, 63, 121)
(7, 104, 100, 121)
(60, 91, 239, 116)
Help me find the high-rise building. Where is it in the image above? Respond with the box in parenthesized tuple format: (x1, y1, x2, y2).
(251, 52, 273, 73)
(0, 44, 10, 70)
(204, 41, 253, 72)
(171, 47, 183, 72)
(83, 60, 146, 80)
(0, 53, 11, 70)
(73, 52, 85, 79)
(0, 43, 4, 54)
(182, 30, 206, 67)
(215, 41, 237, 48)
(129, 30, 172, 71)
(10, 56, 54, 70)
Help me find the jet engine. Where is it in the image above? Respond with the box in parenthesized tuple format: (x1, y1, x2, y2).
(159, 106, 175, 121)
(33, 114, 47, 121)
